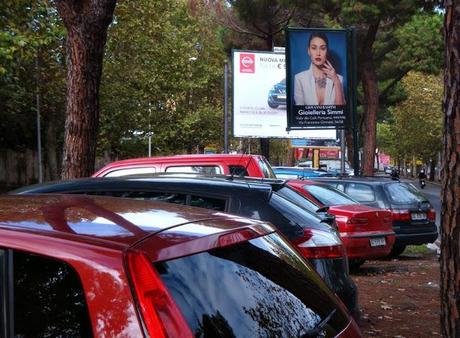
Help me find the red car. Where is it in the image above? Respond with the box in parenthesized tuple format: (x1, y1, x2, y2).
(0, 194, 361, 337)
(93, 154, 277, 178)
(287, 179, 395, 268)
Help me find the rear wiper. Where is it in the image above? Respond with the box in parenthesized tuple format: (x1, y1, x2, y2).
(300, 308, 336, 338)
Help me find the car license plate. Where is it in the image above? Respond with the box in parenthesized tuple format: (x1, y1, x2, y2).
(370, 237, 386, 247)
(411, 212, 427, 221)
(277, 95, 286, 99)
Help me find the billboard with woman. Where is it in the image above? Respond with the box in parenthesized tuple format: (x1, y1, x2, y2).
(287, 28, 349, 129)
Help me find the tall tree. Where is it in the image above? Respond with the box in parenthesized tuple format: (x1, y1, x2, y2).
(55, 0, 117, 178)
(336, 2, 440, 175)
(441, 0, 460, 336)
(210, 0, 298, 160)
(99, 0, 226, 159)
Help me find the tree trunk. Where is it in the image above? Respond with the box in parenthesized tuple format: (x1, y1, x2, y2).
(56, 0, 117, 179)
(441, 1, 460, 336)
(360, 61, 379, 176)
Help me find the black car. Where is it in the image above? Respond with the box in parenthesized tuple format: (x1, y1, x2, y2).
(313, 177, 438, 256)
(13, 175, 359, 318)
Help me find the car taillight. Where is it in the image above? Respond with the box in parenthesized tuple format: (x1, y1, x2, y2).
(346, 217, 369, 225)
(391, 209, 411, 221)
(427, 209, 436, 221)
(127, 252, 193, 338)
(292, 229, 346, 259)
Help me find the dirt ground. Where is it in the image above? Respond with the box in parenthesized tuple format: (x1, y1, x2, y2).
(352, 249, 440, 337)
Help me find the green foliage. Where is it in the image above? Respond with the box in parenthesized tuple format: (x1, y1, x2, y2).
(0, 0, 66, 151)
(99, 0, 226, 158)
(377, 71, 442, 162)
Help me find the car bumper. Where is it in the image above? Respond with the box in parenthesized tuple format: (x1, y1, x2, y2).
(392, 220, 438, 246)
(309, 257, 359, 319)
(393, 231, 438, 246)
(341, 232, 396, 260)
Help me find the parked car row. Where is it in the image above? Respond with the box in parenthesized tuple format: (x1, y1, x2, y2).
(1, 154, 438, 337)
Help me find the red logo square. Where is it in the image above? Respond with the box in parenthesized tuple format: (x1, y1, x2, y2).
(240, 54, 255, 73)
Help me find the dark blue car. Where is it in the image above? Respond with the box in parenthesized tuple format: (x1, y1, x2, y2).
(267, 78, 286, 108)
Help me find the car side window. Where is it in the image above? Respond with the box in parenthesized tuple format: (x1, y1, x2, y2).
(189, 195, 226, 211)
(82, 190, 187, 205)
(229, 165, 249, 176)
(345, 183, 375, 202)
(105, 167, 156, 177)
(165, 165, 221, 175)
(334, 183, 345, 192)
(0, 249, 93, 337)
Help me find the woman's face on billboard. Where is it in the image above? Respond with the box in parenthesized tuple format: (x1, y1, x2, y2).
(308, 37, 327, 67)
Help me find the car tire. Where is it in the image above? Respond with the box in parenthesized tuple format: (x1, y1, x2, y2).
(349, 259, 365, 271)
(268, 101, 278, 108)
(389, 245, 406, 257)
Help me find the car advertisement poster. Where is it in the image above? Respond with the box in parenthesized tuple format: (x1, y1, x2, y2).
(286, 28, 349, 130)
(232, 49, 337, 141)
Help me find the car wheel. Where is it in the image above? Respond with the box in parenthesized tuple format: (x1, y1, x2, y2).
(268, 101, 278, 108)
(349, 259, 365, 271)
(389, 245, 406, 257)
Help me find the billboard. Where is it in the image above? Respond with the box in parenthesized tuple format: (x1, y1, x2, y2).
(232, 50, 336, 140)
(286, 28, 349, 130)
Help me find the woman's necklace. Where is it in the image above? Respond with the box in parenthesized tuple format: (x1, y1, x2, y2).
(315, 76, 327, 88)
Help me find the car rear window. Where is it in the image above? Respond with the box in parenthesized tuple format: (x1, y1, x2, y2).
(345, 183, 375, 202)
(155, 233, 349, 337)
(304, 184, 359, 206)
(384, 183, 427, 204)
(276, 186, 322, 213)
(257, 158, 277, 179)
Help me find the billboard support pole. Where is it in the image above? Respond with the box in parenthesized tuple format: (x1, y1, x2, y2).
(340, 129, 346, 174)
(224, 60, 229, 154)
(349, 27, 360, 176)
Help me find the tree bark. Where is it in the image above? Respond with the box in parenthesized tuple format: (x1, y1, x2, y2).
(441, 1, 460, 336)
(360, 60, 379, 175)
(56, 0, 117, 179)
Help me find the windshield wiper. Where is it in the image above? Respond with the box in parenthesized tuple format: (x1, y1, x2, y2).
(300, 308, 336, 338)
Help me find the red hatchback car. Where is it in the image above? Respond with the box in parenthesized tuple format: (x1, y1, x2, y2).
(93, 154, 277, 178)
(287, 180, 395, 268)
(0, 195, 361, 337)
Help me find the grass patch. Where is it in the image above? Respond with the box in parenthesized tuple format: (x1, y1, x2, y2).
(404, 245, 430, 254)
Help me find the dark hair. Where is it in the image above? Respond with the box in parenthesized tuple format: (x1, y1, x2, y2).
(308, 32, 329, 49)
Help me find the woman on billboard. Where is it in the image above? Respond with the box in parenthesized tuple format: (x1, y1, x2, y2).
(294, 33, 345, 106)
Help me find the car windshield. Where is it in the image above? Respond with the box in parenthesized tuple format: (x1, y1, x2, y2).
(155, 233, 348, 337)
(304, 184, 358, 206)
(384, 182, 427, 204)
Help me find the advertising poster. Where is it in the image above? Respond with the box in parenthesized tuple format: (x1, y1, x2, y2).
(232, 50, 337, 141)
(286, 28, 349, 130)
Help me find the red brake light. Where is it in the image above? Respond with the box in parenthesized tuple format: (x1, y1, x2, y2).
(391, 209, 411, 221)
(127, 252, 193, 338)
(427, 209, 436, 221)
(292, 229, 346, 259)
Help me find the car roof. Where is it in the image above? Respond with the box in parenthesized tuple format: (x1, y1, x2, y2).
(12, 175, 285, 196)
(314, 176, 400, 185)
(95, 154, 262, 167)
(0, 194, 273, 250)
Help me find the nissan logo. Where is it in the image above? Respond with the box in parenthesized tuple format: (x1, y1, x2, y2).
(241, 56, 254, 67)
